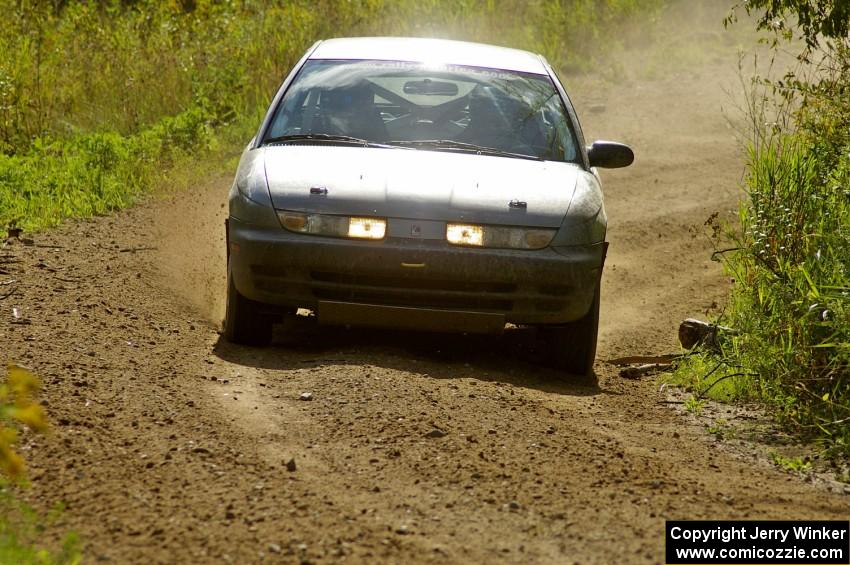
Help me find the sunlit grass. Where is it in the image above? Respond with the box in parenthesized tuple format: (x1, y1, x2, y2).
(675, 132, 850, 456)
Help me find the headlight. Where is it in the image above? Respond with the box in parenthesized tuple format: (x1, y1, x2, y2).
(446, 223, 555, 249)
(347, 217, 386, 239)
(278, 211, 386, 240)
(446, 224, 484, 246)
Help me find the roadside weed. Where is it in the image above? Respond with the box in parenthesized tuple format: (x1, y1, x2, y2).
(0, 487, 81, 565)
(0, 366, 79, 564)
(674, 42, 850, 457)
(0, 366, 47, 479)
(706, 420, 734, 440)
(684, 395, 707, 416)
(768, 452, 813, 475)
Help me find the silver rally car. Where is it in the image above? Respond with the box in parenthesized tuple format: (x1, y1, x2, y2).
(225, 37, 633, 375)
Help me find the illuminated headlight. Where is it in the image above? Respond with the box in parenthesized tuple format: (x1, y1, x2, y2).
(278, 212, 386, 240)
(446, 224, 484, 246)
(347, 217, 386, 239)
(446, 223, 555, 249)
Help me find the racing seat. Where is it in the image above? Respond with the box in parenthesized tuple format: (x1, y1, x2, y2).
(456, 85, 510, 149)
(313, 84, 388, 142)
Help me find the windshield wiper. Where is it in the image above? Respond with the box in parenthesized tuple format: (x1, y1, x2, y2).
(387, 139, 542, 161)
(264, 133, 395, 148)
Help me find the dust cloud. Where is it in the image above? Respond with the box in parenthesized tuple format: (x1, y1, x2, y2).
(154, 175, 229, 325)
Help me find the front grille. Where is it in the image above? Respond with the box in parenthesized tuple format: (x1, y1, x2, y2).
(309, 271, 515, 312)
(310, 271, 515, 293)
(251, 264, 288, 277)
(312, 288, 512, 311)
(538, 284, 572, 296)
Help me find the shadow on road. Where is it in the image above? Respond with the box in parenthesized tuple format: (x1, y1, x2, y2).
(212, 314, 601, 396)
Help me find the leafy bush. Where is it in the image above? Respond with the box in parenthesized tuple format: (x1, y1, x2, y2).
(0, 491, 81, 565)
(0, 107, 212, 231)
(0, 366, 78, 564)
(1, 365, 47, 478)
(676, 22, 850, 454)
(724, 138, 849, 448)
(728, 0, 849, 50)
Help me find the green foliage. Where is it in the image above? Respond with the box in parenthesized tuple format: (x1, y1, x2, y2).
(769, 451, 813, 474)
(676, 77, 850, 456)
(0, 107, 212, 231)
(0, 487, 81, 565)
(736, 138, 849, 452)
(1, 366, 78, 564)
(679, 135, 850, 455)
(670, 354, 752, 402)
(676, 0, 850, 459)
(684, 395, 707, 415)
(706, 420, 734, 440)
(728, 0, 849, 49)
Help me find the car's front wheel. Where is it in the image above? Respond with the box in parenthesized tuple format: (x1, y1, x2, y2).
(224, 273, 273, 346)
(539, 280, 600, 376)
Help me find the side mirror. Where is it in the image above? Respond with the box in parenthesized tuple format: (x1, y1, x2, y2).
(587, 141, 634, 169)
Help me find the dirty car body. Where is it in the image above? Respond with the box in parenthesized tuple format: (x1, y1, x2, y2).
(225, 37, 633, 374)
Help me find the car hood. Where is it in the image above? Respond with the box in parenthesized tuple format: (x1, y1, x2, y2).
(262, 145, 581, 228)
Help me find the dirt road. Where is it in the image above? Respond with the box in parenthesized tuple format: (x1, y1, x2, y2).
(2, 27, 848, 565)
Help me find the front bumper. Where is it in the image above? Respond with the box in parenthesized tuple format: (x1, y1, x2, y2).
(228, 217, 604, 328)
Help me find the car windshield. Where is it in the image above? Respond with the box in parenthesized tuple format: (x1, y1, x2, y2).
(263, 59, 579, 163)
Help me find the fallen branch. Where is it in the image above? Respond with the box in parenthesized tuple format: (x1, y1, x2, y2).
(608, 354, 682, 366)
(810, 415, 850, 427)
(119, 246, 158, 253)
(620, 363, 675, 379)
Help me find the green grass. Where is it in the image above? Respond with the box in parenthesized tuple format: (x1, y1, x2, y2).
(769, 452, 813, 475)
(670, 354, 753, 403)
(673, 82, 850, 456)
(683, 394, 708, 415)
(0, 107, 215, 231)
(0, 484, 80, 565)
(706, 420, 735, 440)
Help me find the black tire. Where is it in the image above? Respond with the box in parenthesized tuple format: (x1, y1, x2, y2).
(224, 273, 273, 346)
(539, 281, 600, 376)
